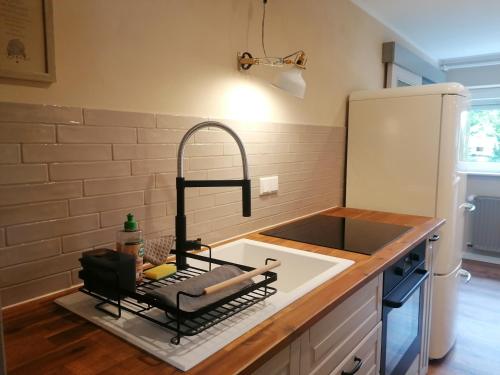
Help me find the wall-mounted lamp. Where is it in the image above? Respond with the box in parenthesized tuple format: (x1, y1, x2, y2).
(236, 0, 308, 99)
(237, 50, 307, 99)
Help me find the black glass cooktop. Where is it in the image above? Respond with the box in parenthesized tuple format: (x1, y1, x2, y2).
(261, 214, 411, 255)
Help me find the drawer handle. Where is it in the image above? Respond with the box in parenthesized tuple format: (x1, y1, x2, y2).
(341, 357, 363, 375)
(429, 234, 440, 242)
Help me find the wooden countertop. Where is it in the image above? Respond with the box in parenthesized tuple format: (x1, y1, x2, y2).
(3, 207, 444, 375)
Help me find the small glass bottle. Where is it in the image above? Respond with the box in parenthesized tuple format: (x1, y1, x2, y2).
(116, 213, 144, 283)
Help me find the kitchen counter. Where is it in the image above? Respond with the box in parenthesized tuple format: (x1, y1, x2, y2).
(3, 207, 444, 374)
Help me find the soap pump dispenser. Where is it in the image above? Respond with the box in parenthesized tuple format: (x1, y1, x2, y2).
(116, 213, 144, 283)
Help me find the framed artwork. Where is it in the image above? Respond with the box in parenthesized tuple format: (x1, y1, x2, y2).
(0, 0, 55, 82)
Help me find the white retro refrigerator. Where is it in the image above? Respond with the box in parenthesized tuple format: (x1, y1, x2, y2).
(345, 83, 470, 360)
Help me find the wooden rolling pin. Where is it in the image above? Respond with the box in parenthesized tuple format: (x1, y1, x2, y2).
(203, 260, 281, 295)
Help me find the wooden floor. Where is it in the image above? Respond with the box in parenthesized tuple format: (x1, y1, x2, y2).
(3, 259, 500, 374)
(428, 259, 500, 375)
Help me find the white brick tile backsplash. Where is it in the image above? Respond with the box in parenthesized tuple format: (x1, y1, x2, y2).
(0, 201, 68, 226)
(207, 167, 244, 180)
(0, 252, 81, 287)
(84, 175, 154, 196)
(0, 144, 20, 164)
(0, 122, 56, 143)
(58, 125, 137, 144)
(139, 216, 174, 235)
(184, 144, 223, 157)
(186, 194, 215, 212)
(156, 114, 205, 129)
(100, 203, 166, 227)
(194, 202, 241, 223)
(62, 227, 119, 253)
(0, 164, 48, 185)
(214, 190, 243, 206)
(0, 238, 61, 267)
(0, 102, 82, 124)
(193, 129, 234, 143)
(23, 144, 112, 162)
(49, 161, 130, 181)
(69, 191, 144, 215)
(84, 108, 155, 128)
(71, 268, 82, 285)
(0, 101, 344, 307)
(113, 144, 176, 160)
(131, 158, 176, 175)
(189, 156, 233, 170)
(6, 214, 99, 245)
(144, 188, 176, 205)
(155, 172, 176, 188)
(223, 142, 260, 155)
(144, 187, 197, 205)
(137, 128, 186, 144)
(0, 272, 72, 306)
(0, 181, 82, 206)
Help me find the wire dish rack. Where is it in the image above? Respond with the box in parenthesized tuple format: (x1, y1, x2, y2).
(79, 246, 278, 345)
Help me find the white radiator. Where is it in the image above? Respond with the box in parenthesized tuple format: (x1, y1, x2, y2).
(472, 196, 500, 253)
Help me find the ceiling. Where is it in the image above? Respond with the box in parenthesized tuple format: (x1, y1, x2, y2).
(351, 0, 500, 61)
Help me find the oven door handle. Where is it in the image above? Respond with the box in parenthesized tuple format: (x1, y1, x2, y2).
(383, 269, 429, 308)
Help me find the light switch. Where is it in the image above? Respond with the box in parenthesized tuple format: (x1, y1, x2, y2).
(260, 176, 279, 195)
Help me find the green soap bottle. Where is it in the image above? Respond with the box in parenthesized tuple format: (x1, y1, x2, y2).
(116, 213, 144, 283)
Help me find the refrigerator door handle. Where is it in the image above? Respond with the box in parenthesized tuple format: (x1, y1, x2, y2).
(459, 202, 476, 212)
(458, 269, 471, 283)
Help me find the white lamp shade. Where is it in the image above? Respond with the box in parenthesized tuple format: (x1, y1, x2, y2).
(272, 66, 306, 99)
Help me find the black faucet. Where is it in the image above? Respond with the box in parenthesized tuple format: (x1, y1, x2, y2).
(175, 121, 251, 270)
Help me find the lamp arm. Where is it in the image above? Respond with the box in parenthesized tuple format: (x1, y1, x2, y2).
(238, 50, 307, 71)
(239, 56, 286, 67)
(282, 50, 306, 60)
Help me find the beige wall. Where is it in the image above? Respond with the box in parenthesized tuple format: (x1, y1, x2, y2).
(0, 0, 428, 126)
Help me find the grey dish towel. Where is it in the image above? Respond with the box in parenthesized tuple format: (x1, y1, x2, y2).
(147, 265, 254, 313)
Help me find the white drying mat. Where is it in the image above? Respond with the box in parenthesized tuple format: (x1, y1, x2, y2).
(56, 292, 282, 371)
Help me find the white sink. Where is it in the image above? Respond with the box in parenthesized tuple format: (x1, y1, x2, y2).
(193, 238, 354, 300)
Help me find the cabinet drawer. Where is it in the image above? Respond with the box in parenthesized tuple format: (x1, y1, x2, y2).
(330, 322, 382, 375)
(300, 274, 382, 375)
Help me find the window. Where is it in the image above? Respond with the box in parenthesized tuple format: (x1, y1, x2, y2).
(459, 106, 500, 173)
(386, 64, 423, 88)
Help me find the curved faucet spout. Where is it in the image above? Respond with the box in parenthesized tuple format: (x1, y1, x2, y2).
(175, 121, 251, 270)
(177, 121, 249, 179)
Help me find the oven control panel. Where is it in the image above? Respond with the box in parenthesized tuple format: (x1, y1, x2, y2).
(383, 240, 426, 295)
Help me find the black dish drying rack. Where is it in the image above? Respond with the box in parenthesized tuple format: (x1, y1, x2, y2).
(79, 245, 278, 345)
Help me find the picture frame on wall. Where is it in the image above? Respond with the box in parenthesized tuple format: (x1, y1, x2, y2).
(0, 0, 55, 82)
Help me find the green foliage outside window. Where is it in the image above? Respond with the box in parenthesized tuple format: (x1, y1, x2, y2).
(464, 108, 500, 163)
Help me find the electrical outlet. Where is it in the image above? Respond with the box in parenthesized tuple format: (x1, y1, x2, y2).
(260, 176, 279, 196)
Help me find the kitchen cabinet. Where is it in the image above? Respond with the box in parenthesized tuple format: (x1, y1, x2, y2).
(252, 339, 301, 375)
(330, 323, 382, 375)
(253, 274, 383, 375)
(254, 234, 438, 375)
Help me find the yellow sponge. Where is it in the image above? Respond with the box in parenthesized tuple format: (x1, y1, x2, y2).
(144, 264, 177, 280)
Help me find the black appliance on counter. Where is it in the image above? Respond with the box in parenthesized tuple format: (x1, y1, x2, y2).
(381, 241, 429, 375)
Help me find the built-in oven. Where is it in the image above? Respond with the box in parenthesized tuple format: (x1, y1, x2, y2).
(381, 241, 429, 375)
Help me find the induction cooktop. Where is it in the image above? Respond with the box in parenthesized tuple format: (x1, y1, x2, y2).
(261, 214, 411, 255)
